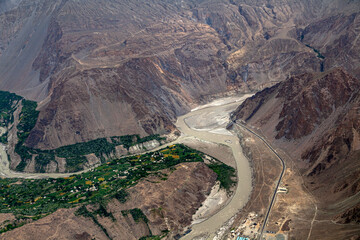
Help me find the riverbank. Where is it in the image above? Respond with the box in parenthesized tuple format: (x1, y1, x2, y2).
(177, 94, 254, 239)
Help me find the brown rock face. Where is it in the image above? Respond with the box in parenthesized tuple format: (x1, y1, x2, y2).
(0, 208, 110, 240)
(1, 0, 359, 149)
(233, 68, 360, 139)
(0, 162, 217, 239)
(122, 162, 218, 236)
(299, 12, 360, 78)
(275, 69, 359, 140)
(335, 203, 360, 224)
(232, 67, 360, 228)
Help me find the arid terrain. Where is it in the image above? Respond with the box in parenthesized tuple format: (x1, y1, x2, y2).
(0, 0, 360, 239)
(1, 0, 359, 152)
(231, 68, 360, 239)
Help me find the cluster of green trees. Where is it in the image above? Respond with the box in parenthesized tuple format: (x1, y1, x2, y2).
(0, 91, 22, 144)
(75, 205, 113, 239)
(121, 208, 149, 223)
(114, 189, 128, 203)
(15, 129, 165, 172)
(0, 145, 209, 216)
(0, 91, 22, 127)
(208, 163, 236, 190)
(110, 134, 164, 150)
(0, 143, 236, 237)
(14, 99, 40, 171)
(0, 222, 26, 234)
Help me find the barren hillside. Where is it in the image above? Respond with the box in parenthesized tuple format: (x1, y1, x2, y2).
(231, 68, 360, 235)
(0, 0, 359, 149)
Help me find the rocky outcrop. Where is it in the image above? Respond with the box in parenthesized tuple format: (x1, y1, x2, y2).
(128, 140, 161, 154)
(232, 68, 360, 139)
(334, 203, 360, 224)
(299, 12, 360, 78)
(275, 69, 359, 140)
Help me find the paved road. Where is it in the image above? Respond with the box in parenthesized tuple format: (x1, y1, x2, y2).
(234, 122, 286, 240)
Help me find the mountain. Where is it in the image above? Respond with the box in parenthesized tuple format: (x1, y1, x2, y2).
(231, 67, 360, 225)
(1, 0, 360, 239)
(0, 0, 359, 150)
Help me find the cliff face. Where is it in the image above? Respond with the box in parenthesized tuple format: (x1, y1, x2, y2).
(275, 69, 359, 140)
(0, 0, 359, 149)
(232, 68, 360, 224)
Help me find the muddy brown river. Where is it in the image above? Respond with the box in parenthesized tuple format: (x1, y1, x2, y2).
(0, 95, 253, 239)
(177, 94, 253, 239)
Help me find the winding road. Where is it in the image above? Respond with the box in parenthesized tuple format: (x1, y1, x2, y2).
(234, 122, 286, 240)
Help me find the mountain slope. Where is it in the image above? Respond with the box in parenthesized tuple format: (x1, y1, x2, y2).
(231, 68, 360, 224)
(1, 0, 360, 149)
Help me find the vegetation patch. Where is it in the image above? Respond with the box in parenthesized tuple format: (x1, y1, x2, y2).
(65, 156, 87, 172)
(94, 203, 116, 221)
(114, 189, 128, 203)
(75, 205, 112, 239)
(129, 208, 148, 223)
(14, 99, 40, 171)
(0, 91, 22, 127)
(0, 145, 204, 217)
(0, 222, 26, 234)
(35, 153, 55, 173)
(55, 138, 115, 159)
(208, 162, 236, 191)
(305, 44, 325, 59)
(16, 132, 165, 173)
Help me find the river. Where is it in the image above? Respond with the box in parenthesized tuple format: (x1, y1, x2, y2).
(177, 94, 253, 239)
(0, 94, 253, 238)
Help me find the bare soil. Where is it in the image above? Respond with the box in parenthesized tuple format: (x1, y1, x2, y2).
(227, 125, 282, 239)
(228, 124, 360, 240)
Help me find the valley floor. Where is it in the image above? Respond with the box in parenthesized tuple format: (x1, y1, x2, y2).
(2, 93, 355, 239)
(0, 94, 256, 239)
(228, 124, 360, 240)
